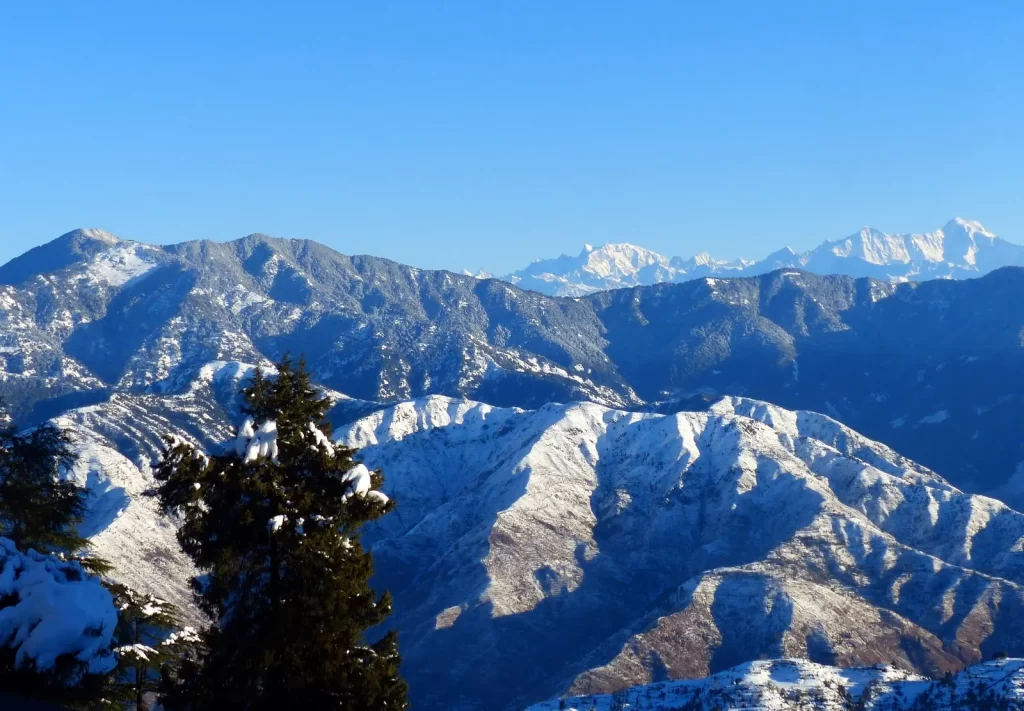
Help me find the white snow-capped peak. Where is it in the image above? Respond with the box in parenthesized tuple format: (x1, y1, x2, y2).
(496, 218, 1016, 296)
(76, 228, 121, 244)
(944, 216, 996, 238)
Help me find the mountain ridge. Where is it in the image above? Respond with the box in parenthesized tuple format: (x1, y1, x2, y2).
(44, 381, 1024, 709)
(332, 394, 1024, 709)
(1, 229, 1023, 505)
(498, 218, 1024, 296)
(526, 658, 1024, 710)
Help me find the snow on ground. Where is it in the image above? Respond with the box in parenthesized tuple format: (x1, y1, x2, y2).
(526, 658, 1024, 710)
(56, 419, 199, 621)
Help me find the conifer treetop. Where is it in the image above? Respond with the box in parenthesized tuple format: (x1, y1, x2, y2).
(154, 356, 408, 708)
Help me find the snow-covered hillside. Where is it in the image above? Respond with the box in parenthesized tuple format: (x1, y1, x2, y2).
(334, 395, 1024, 710)
(31, 367, 1024, 709)
(500, 218, 1024, 295)
(526, 658, 1024, 710)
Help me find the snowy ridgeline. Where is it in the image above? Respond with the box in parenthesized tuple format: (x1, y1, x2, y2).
(0, 538, 117, 675)
(498, 218, 1014, 296)
(526, 659, 1024, 710)
(335, 394, 1024, 710)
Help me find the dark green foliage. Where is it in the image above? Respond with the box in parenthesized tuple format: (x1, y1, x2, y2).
(155, 356, 408, 709)
(0, 403, 116, 705)
(0, 653, 109, 710)
(0, 408, 87, 558)
(104, 585, 202, 710)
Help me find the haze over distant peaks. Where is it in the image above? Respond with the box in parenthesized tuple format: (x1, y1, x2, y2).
(497, 218, 1024, 296)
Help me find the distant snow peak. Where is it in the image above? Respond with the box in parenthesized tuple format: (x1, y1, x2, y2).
(462, 268, 494, 279)
(497, 218, 1016, 296)
(947, 216, 996, 238)
(502, 241, 751, 296)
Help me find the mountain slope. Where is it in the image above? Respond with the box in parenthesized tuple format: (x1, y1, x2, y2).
(500, 218, 1024, 296)
(1, 229, 1023, 502)
(526, 658, 1024, 710)
(23, 357, 1024, 708)
(334, 396, 1024, 710)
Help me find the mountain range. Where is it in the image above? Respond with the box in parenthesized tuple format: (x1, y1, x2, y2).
(336, 395, 1024, 709)
(2, 227, 1022, 504)
(3, 227, 1024, 708)
(495, 218, 1024, 296)
(44, 382, 1024, 709)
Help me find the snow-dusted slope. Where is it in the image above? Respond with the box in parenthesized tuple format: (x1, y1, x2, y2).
(499, 218, 1024, 295)
(48, 359, 366, 622)
(47, 363, 270, 620)
(335, 395, 1024, 710)
(527, 658, 1024, 710)
(39, 372, 1024, 709)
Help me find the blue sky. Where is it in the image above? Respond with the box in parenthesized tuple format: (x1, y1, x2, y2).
(1, 1, 1021, 272)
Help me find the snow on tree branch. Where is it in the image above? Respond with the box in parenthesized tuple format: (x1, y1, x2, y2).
(0, 537, 117, 675)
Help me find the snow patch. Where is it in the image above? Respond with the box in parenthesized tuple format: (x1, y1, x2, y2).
(81, 244, 159, 287)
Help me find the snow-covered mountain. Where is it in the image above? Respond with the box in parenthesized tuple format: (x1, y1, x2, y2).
(499, 218, 1024, 296)
(501, 242, 752, 296)
(33, 380, 1024, 709)
(2, 227, 1024, 504)
(332, 395, 1024, 710)
(4, 229, 1023, 707)
(526, 658, 1024, 710)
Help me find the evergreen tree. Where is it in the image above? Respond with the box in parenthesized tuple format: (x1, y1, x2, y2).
(0, 543, 116, 708)
(155, 356, 408, 709)
(0, 402, 122, 705)
(0, 403, 89, 558)
(106, 585, 202, 710)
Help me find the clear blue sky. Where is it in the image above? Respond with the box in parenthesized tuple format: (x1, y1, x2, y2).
(1, 1, 1021, 273)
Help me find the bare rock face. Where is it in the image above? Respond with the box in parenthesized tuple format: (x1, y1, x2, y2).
(336, 396, 1024, 710)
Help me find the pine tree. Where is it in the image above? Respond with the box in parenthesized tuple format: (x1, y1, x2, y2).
(0, 403, 122, 706)
(105, 585, 202, 710)
(0, 405, 89, 558)
(155, 356, 408, 709)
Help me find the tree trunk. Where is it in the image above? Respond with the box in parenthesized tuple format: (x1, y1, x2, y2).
(267, 537, 283, 701)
